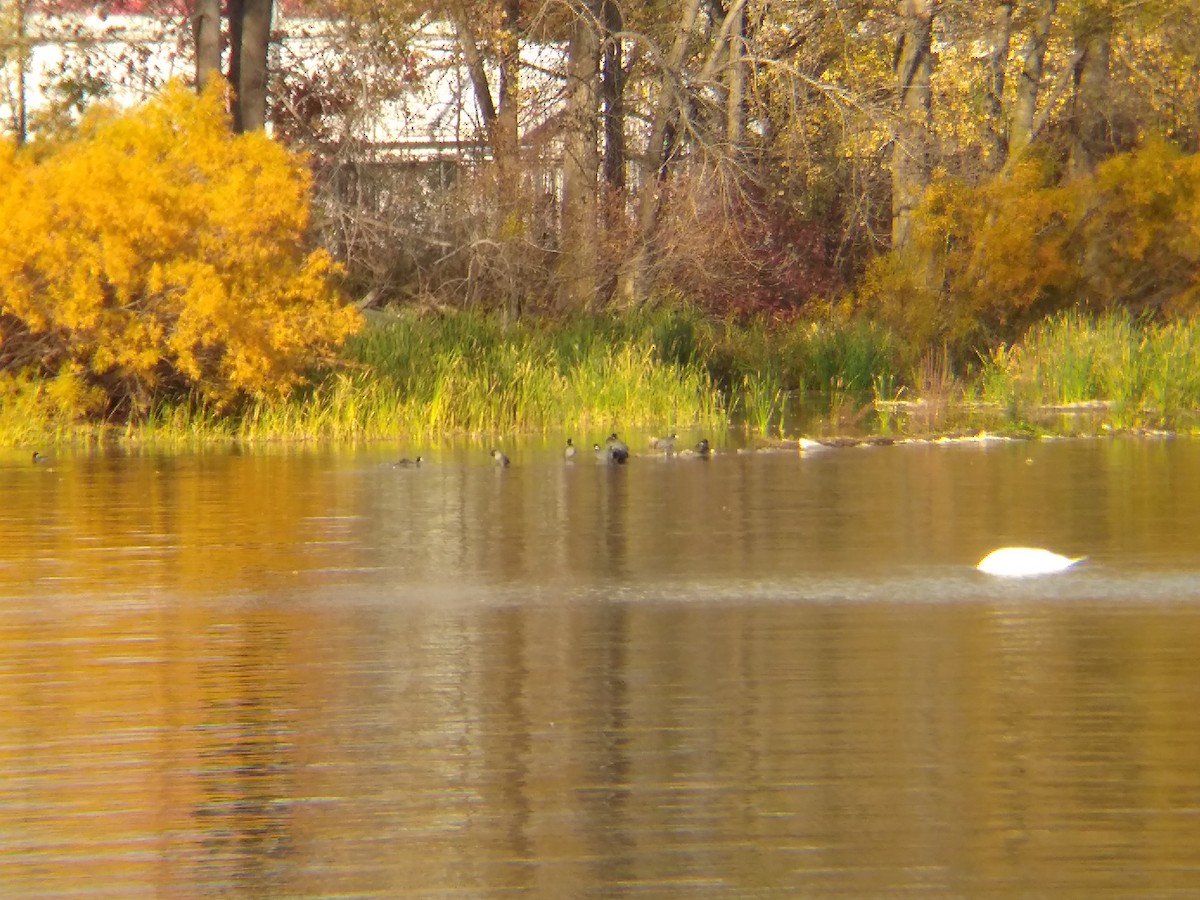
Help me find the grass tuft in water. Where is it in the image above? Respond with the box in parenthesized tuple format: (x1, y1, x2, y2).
(736, 372, 787, 436)
(975, 311, 1200, 430)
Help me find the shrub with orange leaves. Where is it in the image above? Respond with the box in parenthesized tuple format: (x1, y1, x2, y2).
(854, 142, 1200, 358)
(0, 79, 360, 416)
(853, 159, 1078, 355)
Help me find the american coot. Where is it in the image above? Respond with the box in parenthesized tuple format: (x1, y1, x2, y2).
(694, 438, 711, 457)
(593, 443, 625, 464)
(491, 449, 510, 467)
(564, 438, 577, 461)
(606, 433, 630, 463)
(393, 456, 423, 468)
(649, 432, 677, 451)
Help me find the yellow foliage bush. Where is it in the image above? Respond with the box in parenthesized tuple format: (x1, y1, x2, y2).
(0, 79, 360, 415)
(1078, 140, 1200, 315)
(855, 141, 1200, 356)
(854, 159, 1077, 354)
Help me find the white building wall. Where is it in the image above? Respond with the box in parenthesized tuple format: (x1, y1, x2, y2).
(3, 12, 566, 159)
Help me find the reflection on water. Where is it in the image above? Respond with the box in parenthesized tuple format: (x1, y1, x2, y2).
(2, 438, 1200, 896)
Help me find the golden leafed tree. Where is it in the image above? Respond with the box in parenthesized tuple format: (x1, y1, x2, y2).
(0, 79, 360, 417)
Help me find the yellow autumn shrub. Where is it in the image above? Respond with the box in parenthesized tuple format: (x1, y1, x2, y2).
(1076, 140, 1200, 315)
(0, 79, 360, 415)
(854, 159, 1078, 354)
(858, 142, 1200, 357)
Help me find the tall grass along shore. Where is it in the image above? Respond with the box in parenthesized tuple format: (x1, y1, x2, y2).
(4, 307, 1200, 446)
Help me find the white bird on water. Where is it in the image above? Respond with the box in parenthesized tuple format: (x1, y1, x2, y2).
(977, 547, 1085, 577)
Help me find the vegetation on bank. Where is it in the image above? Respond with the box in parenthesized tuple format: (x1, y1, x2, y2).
(975, 312, 1200, 431)
(5, 303, 1200, 446)
(36, 307, 899, 442)
(857, 144, 1200, 355)
(3, 83, 1200, 447)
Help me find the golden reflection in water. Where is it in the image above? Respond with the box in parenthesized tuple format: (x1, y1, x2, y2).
(0, 601, 303, 895)
(4, 439, 1200, 598)
(334, 601, 1200, 895)
(0, 450, 365, 599)
(1, 592, 1200, 895)
(2, 441, 1200, 895)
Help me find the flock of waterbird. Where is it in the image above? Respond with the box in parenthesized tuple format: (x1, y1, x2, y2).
(26, 442, 1085, 579)
(479, 432, 710, 470)
(391, 436, 1090, 578)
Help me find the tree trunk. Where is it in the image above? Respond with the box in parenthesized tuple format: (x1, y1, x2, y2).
(228, 0, 243, 113)
(694, 0, 747, 103)
(600, 0, 625, 192)
(1009, 0, 1056, 161)
(495, 0, 521, 198)
(725, 0, 745, 146)
(448, 1, 519, 190)
(891, 0, 934, 252)
(230, 0, 273, 133)
(982, 1, 1012, 170)
(448, 3, 497, 125)
(14, 0, 28, 145)
(192, 0, 222, 91)
(1069, 11, 1113, 176)
(560, 0, 602, 310)
(617, 0, 703, 303)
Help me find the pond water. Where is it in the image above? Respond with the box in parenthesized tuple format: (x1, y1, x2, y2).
(2, 435, 1200, 897)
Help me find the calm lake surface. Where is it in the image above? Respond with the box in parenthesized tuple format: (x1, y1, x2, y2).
(2, 435, 1200, 897)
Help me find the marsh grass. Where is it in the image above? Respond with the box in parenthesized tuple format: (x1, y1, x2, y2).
(978, 311, 1200, 429)
(798, 319, 901, 395)
(255, 310, 728, 439)
(737, 372, 786, 435)
(0, 371, 110, 447)
(704, 316, 901, 436)
(220, 308, 906, 441)
(1148, 322, 1200, 423)
(9, 306, 1200, 446)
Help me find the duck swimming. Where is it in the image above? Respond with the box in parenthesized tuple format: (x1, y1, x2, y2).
(393, 456, 423, 468)
(594, 442, 626, 464)
(649, 433, 677, 451)
(491, 449, 510, 467)
(605, 433, 630, 463)
(564, 438, 577, 461)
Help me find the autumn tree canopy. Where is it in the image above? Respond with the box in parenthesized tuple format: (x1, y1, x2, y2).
(4, 0, 1200, 349)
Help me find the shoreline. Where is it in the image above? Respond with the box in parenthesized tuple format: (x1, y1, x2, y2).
(7, 415, 1193, 457)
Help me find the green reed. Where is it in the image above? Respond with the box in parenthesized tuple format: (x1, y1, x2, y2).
(794, 318, 901, 395)
(977, 311, 1200, 429)
(13, 304, 1198, 446)
(228, 309, 728, 440)
(696, 315, 901, 430)
(1148, 321, 1200, 424)
(736, 372, 786, 435)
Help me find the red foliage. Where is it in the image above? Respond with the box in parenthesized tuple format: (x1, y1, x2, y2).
(270, 69, 355, 148)
(717, 202, 845, 319)
(651, 176, 845, 320)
